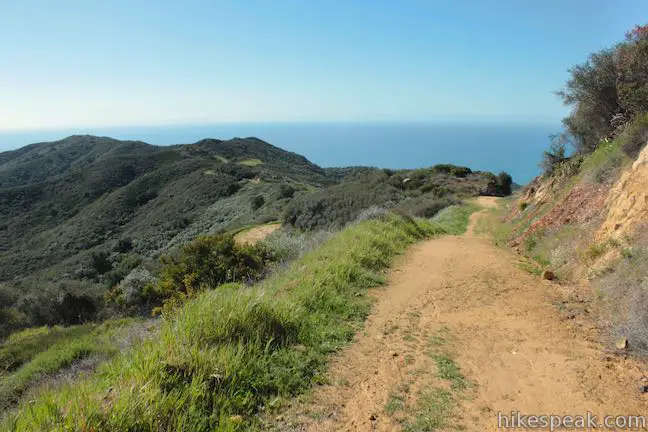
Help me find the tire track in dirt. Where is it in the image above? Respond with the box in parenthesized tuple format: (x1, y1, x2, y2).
(271, 199, 647, 431)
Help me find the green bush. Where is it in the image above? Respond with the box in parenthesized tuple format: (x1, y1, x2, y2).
(104, 267, 158, 314)
(283, 171, 401, 230)
(283, 168, 492, 230)
(541, 135, 568, 175)
(622, 114, 648, 159)
(406, 196, 461, 218)
(250, 195, 265, 210)
(152, 234, 273, 312)
(277, 184, 295, 199)
(432, 164, 473, 177)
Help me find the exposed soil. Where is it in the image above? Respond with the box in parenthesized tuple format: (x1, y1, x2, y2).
(510, 182, 609, 249)
(273, 198, 647, 431)
(598, 145, 648, 241)
(234, 223, 281, 245)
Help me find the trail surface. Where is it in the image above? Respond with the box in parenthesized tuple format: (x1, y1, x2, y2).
(234, 223, 281, 245)
(280, 198, 647, 431)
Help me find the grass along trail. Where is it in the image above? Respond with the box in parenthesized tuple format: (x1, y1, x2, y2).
(274, 197, 647, 431)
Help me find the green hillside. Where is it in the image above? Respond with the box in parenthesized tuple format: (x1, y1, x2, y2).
(0, 135, 509, 339)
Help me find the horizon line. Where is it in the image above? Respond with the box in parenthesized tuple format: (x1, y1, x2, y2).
(0, 116, 564, 133)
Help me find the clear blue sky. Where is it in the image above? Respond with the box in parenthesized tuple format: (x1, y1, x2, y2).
(1, 0, 646, 130)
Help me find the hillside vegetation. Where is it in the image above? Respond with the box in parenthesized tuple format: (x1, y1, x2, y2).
(0, 135, 509, 338)
(500, 23, 648, 355)
(0, 209, 478, 431)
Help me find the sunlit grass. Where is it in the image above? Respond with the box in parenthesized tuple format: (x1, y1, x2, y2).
(2, 211, 474, 431)
(237, 158, 264, 166)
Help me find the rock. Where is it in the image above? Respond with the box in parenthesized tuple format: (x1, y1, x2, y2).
(369, 414, 377, 421)
(616, 338, 629, 350)
(542, 270, 555, 280)
(390, 351, 399, 357)
(641, 385, 648, 394)
(402, 177, 411, 184)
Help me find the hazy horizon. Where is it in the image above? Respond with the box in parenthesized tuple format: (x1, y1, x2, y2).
(0, 121, 558, 184)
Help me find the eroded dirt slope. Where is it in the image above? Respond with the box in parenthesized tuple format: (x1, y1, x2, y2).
(274, 199, 647, 431)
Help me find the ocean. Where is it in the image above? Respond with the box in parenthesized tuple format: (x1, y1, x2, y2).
(0, 122, 559, 184)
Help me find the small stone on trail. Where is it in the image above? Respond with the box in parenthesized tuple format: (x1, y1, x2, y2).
(641, 385, 648, 394)
(391, 351, 398, 357)
(542, 270, 555, 280)
(615, 338, 629, 350)
(369, 414, 377, 421)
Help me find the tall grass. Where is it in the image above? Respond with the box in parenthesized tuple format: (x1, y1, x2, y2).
(0, 319, 141, 413)
(1, 211, 473, 431)
(0, 325, 97, 373)
(430, 204, 479, 235)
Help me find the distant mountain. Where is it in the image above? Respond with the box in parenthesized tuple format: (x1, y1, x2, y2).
(0, 135, 508, 336)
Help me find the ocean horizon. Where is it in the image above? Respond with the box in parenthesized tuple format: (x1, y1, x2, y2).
(0, 121, 560, 184)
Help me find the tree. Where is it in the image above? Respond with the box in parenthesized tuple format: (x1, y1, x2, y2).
(496, 172, 513, 196)
(556, 49, 620, 152)
(617, 25, 648, 117)
(541, 134, 569, 175)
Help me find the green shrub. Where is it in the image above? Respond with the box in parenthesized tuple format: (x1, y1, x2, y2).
(541, 135, 569, 175)
(407, 196, 461, 218)
(283, 168, 492, 230)
(152, 235, 273, 312)
(105, 267, 158, 314)
(114, 238, 134, 253)
(431, 164, 472, 177)
(277, 184, 295, 199)
(250, 195, 265, 210)
(482, 171, 514, 196)
(102, 253, 142, 288)
(282, 171, 401, 230)
(591, 151, 625, 184)
(621, 113, 648, 159)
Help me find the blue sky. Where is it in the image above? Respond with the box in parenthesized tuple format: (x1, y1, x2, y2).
(1, 0, 646, 130)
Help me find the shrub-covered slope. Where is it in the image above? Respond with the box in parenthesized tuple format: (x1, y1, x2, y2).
(505, 23, 648, 355)
(0, 135, 509, 338)
(0, 136, 331, 335)
(0, 210, 476, 431)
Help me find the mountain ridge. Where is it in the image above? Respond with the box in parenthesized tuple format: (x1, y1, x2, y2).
(0, 134, 508, 338)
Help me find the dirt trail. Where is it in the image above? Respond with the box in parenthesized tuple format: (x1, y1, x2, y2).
(234, 223, 281, 245)
(281, 198, 647, 431)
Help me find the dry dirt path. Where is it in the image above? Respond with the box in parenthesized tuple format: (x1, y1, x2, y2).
(234, 223, 281, 245)
(277, 198, 647, 431)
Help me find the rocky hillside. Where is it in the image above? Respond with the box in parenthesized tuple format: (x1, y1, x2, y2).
(503, 23, 648, 355)
(507, 135, 648, 354)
